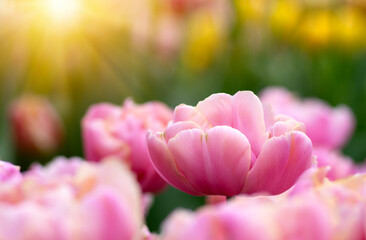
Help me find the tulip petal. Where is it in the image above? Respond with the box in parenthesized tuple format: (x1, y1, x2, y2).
(232, 91, 268, 157)
(243, 131, 312, 195)
(168, 126, 251, 196)
(164, 121, 201, 142)
(205, 126, 251, 196)
(196, 93, 233, 126)
(173, 105, 209, 129)
(147, 132, 200, 195)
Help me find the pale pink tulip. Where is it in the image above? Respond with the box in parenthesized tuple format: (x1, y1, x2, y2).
(0, 160, 21, 182)
(148, 91, 313, 196)
(313, 147, 356, 180)
(161, 193, 331, 240)
(260, 87, 355, 149)
(161, 170, 366, 240)
(82, 99, 172, 193)
(0, 157, 143, 240)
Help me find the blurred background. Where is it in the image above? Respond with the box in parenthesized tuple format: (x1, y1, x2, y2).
(0, 0, 366, 232)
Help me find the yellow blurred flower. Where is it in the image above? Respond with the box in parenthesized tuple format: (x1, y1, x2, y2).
(236, 0, 268, 22)
(297, 11, 333, 49)
(332, 7, 366, 49)
(270, 0, 301, 36)
(183, 11, 223, 71)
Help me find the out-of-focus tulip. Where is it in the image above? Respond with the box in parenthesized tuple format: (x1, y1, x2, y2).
(9, 95, 64, 156)
(0, 157, 143, 240)
(82, 99, 172, 193)
(270, 0, 300, 36)
(161, 169, 366, 240)
(148, 91, 313, 196)
(170, 0, 210, 15)
(236, 0, 267, 22)
(313, 147, 356, 180)
(154, 14, 182, 59)
(0, 160, 21, 182)
(297, 11, 332, 48)
(183, 10, 223, 71)
(333, 7, 366, 49)
(260, 87, 355, 149)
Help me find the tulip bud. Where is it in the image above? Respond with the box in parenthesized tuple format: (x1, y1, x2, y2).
(9, 94, 64, 157)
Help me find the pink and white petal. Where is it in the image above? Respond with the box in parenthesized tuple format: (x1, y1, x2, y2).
(147, 132, 200, 195)
(232, 91, 268, 157)
(196, 93, 233, 127)
(205, 126, 252, 196)
(243, 131, 312, 195)
(173, 105, 209, 129)
(269, 120, 305, 138)
(164, 121, 202, 143)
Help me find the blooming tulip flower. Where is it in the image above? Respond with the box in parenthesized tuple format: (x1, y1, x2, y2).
(82, 99, 172, 193)
(147, 91, 313, 196)
(260, 87, 355, 149)
(0, 157, 143, 240)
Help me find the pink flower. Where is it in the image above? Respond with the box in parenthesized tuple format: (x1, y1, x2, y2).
(0, 157, 143, 240)
(161, 170, 366, 240)
(260, 87, 355, 149)
(0, 161, 21, 182)
(161, 193, 331, 240)
(147, 91, 313, 196)
(9, 95, 64, 156)
(82, 99, 173, 193)
(313, 147, 356, 180)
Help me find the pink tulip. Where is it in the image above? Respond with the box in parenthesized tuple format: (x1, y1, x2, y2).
(82, 99, 173, 193)
(0, 160, 21, 182)
(260, 87, 355, 149)
(9, 95, 64, 156)
(161, 170, 366, 240)
(313, 147, 356, 180)
(0, 157, 143, 240)
(147, 91, 313, 196)
(161, 193, 331, 240)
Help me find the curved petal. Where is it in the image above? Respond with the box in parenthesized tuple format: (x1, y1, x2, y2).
(196, 93, 233, 127)
(269, 119, 305, 138)
(232, 91, 268, 157)
(168, 126, 251, 196)
(147, 132, 200, 195)
(205, 126, 251, 196)
(164, 121, 201, 143)
(242, 131, 312, 195)
(173, 105, 209, 129)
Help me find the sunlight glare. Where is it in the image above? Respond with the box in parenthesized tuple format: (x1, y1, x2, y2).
(46, 0, 81, 23)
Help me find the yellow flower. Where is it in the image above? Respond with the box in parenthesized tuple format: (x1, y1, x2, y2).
(332, 7, 366, 49)
(236, 0, 268, 23)
(297, 11, 333, 49)
(183, 11, 223, 71)
(270, 0, 301, 36)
